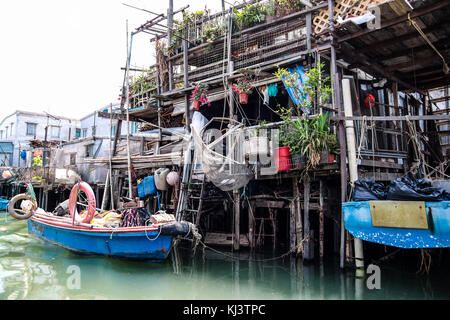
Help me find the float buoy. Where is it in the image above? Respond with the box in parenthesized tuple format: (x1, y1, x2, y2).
(166, 171, 179, 186)
(69, 181, 96, 224)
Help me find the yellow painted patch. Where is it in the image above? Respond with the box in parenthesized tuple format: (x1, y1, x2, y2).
(369, 201, 428, 229)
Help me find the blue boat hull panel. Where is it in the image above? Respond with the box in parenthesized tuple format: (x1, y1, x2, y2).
(28, 219, 172, 259)
(343, 201, 450, 248)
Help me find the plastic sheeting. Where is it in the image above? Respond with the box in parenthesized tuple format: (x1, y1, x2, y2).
(352, 175, 450, 202)
(280, 65, 310, 114)
(387, 175, 450, 201)
(352, 178, 387, 201)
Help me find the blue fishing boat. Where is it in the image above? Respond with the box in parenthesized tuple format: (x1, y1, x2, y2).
(7, 182, 197, 260)
(343, 201, 450, 248)
(27, 212, 177, 259)
(0, 197, 9, 211)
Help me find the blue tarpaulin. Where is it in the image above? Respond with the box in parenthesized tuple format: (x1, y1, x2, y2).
(280, 66, 310, 114)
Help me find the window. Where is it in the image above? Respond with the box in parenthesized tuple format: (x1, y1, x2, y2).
(70, 153, 76, 165)
(85, 144, 94, 157)
(75, 128, 81, 138)
(130, 122, 139, 134)
(50, 126, 60, 138)
(82, 128, 87, 138)
(26, 123, 37, 136)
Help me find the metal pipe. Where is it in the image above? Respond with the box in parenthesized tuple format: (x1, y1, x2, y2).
(124, 22, 134, 200)
(343, 78, 365, 270)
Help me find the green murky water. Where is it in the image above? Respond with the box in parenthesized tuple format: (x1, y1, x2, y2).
(1, 212, 449, 300)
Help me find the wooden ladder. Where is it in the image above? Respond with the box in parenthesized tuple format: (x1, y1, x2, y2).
(182, 152, 206, 225)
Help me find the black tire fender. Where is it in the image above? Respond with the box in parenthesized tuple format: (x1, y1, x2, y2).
(8, 194, 37, 220)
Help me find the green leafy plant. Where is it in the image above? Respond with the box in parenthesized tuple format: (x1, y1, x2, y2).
(201, 25, 225, 43)
(129, 69, 156, 96)
(233, 4, 267, 30)
(274, 62, 336, 169)
(168, 8, 222, 51)
(232, 74, 253, 94)
(280, 113, 337, 169)
(274, 61, 331, 116)
(32, 155, 43, 167)
(274, 0, 307, 16)
(32, 176, 43, 182)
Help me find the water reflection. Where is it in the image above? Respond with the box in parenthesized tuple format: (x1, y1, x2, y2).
(0, 217, 449, 300)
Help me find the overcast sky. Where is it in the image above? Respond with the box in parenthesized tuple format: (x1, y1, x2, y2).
(0, 0, 223, 122)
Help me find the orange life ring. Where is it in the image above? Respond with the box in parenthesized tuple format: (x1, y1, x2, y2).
(69, 181, 96, 224)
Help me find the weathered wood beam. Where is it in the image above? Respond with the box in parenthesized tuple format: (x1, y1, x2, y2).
(332, 114, 450, 121)
(378, 38, 450, 62)
(416, 74, 450, 84)
(431, 96, 450, 104)
(338, 43, 424, 94)
(337, 0, 450, 43)
(97, 111, 140, 122)
(359, 21, 450, 54)
(384, 51, 450, 72)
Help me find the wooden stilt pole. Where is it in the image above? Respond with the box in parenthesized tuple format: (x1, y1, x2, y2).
(319, 179, 325, 261)
(303, 174, 312, 261)
(294, 177, 303, 256)
(233, 190, 240, 251)
(289, 195, 296, 254)
(249, 200, 255, 250)
(44, 188, 48, 212)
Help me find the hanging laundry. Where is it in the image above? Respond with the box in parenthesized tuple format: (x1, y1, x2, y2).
(20, 150, 26, 161)
(263, 86, 270, 104)
(267, 83, 278, 97)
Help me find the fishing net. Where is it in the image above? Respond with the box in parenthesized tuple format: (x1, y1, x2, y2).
(191, 121, 254, 192)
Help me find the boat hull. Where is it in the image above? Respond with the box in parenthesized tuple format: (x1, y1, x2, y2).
(28, 215, 173, 260)
(343, 201, 450, 249)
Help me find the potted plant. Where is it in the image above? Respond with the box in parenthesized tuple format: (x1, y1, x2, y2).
(190, 82, 210, 110)
(274, 62, 336, 170)
(280, 124, 305, 169)
(295, 113, 338, 169)
(232, 75, 253, 104)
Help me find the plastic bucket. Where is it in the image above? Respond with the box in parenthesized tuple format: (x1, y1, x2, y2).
(138, 176, 157, 198)
(275, 147, 291, 172)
